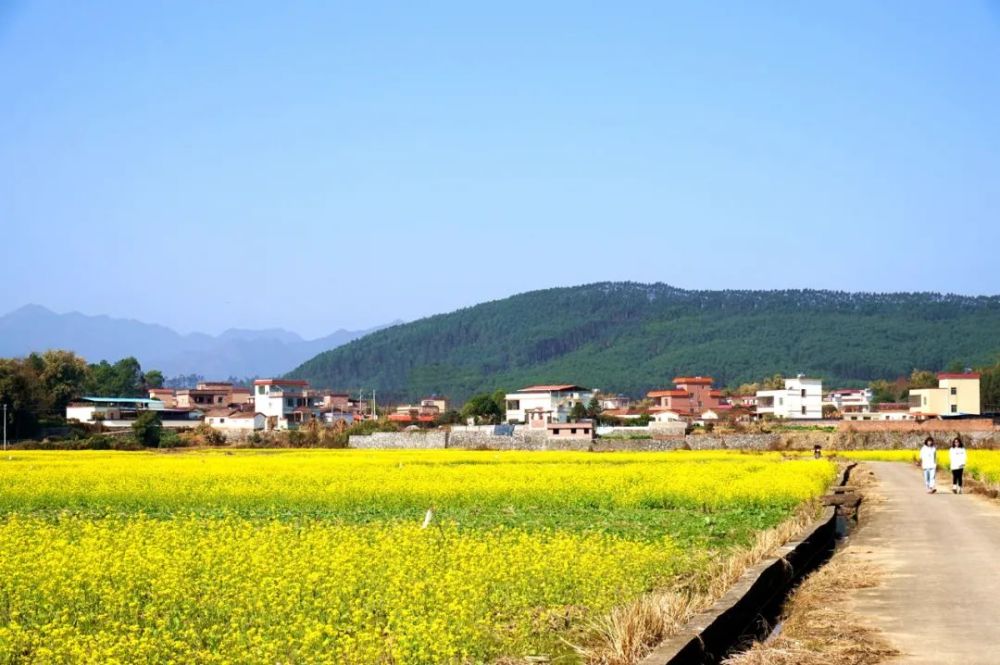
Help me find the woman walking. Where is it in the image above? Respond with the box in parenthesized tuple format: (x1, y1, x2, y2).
(950, 437, 967, 494)
(920, 437, 938, 494)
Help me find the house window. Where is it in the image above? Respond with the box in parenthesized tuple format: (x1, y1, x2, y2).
(951, 405, 958, 413)
(801, 406, 806, 415)
(571, 428, 577, 434)
(801, 389, 806, 398)
(257, 386, 265, 395)
(286, 398, 293, 407)
(219, 418, 225, 423)
(950, 387, 957, 396)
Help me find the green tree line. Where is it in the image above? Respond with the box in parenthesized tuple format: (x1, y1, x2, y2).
(0, 351, 163, 440)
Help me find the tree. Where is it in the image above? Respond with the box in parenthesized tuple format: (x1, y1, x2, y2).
(434, 410, 464, 426)
(978, 358, 1000, 413)
(0, 358, 44, 439)
(461, 393, 503, 424)
(586, 396, 602, 419)
(908, 370, 938, 390)
(143, 369, 165, 390)
(761, 374, 786, 390)
(131, 410, 162, 447)
(822, 404, 840, 419)
(491, 389, 507, 420)
(86, 357, 145, 397)
(869, 379, 901, 405)
(569, 401, 588, 421)
(38, 350, 89, 413)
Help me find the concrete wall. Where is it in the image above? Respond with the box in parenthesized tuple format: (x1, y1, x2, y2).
(346, 425, 1000, 452)
(348, 431, 448, 449)
(448, 429, 549, 450)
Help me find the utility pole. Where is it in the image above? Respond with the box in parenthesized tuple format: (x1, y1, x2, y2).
(372, 389, 376, 420)
(2, 403, 7, 452)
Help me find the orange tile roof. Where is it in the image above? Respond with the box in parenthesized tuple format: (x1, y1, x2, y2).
(672, 376, 714, 385)
(647, 389, 689, 398)
(937, 373, 980, 379)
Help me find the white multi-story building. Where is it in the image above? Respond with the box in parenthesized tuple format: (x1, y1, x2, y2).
(504, 384, 596, 426)
(824, 388, 872, 414)
(253, 379, 322, 430)
(756, 375, 823, 420)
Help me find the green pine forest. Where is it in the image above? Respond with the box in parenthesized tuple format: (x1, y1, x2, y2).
(289, 283, 1000, 402)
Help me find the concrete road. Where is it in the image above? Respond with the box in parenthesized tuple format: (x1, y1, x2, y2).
(848, 461, 1000, 664)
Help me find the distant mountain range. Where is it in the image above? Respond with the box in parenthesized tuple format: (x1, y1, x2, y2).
(0, 305, 399, 379)
(288, 282, 1000, 402)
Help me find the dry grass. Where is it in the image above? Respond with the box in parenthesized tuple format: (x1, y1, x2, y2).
(721, 553, 898, 665)
(723, 462, 897, 665)
(573, 503, 820, 665)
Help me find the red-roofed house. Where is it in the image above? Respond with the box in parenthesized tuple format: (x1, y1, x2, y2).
(647, 376, 726, 419)
(504, 384, 595, 426)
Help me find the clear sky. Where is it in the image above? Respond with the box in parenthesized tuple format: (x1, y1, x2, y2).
(2, 1, 998, 337)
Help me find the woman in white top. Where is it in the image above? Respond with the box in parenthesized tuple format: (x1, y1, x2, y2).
(919, 437, 938, 494)
(950, 437, 967, 494)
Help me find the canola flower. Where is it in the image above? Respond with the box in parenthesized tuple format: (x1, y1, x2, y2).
(833, 449, 1000, 487)
(0, 450, 836, 663)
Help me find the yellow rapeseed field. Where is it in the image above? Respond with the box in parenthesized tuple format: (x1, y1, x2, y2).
(0, 450, 835, 663)
(834, 448, 1000, 486)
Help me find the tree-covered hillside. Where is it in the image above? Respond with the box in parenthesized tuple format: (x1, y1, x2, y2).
(288, 283, 1000, 402)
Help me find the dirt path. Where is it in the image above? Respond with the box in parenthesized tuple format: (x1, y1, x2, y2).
(848, 461, 1000, 664)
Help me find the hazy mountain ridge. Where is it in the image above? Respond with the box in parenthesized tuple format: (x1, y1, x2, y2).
(0, 305, 398, 379)
(288, 282, 1000, 402)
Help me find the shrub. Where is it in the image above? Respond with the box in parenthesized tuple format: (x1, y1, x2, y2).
(87, 434, 112, 450)
(131, 411, 162, 447)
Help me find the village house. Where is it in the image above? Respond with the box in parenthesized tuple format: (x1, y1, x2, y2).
(175, 382, 252, 409)
(504, 384, 596, 426)
(824, 388, 872, 414)
(909, 373, 981, 417)
(600, 408, 647, 421)
(66, 396, 203, 429)
(546, 419, 595, 440)
(253, 379, 323, 430)
(204, 409, 266, 434)
(598, 393, 632, 410)
(647, 376, 727, 420)
(388, 396, 450, 424)
(842, 409, 915, 422)
(148, 388, 177, 407)
(756, 375, 823, 419)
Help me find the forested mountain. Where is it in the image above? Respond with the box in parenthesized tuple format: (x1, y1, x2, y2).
(289, 283, 1000, 402)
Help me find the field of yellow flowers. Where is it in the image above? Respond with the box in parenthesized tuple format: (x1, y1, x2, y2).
(0, 450, 835, 663)
(836, 448, 1000, 486)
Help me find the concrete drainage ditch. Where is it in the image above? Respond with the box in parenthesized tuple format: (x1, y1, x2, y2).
(639, 463, 861, 665)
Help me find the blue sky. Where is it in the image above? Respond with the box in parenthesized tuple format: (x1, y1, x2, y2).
(1, 1, 998, 337)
